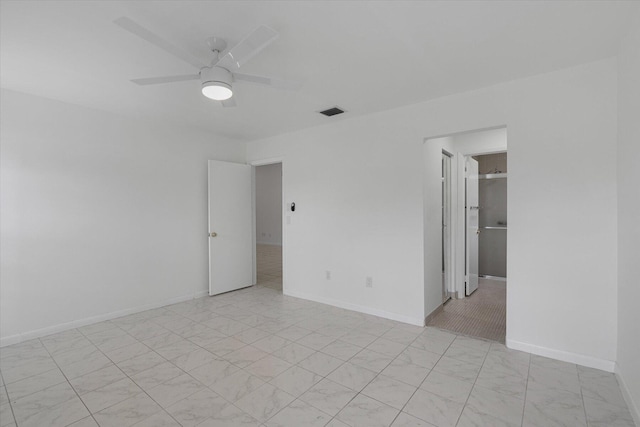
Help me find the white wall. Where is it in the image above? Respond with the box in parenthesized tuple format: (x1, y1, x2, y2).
(255, 163, 282, 245)
(247, 58, 619, 368)
(0, 89, 245, 345)
(616, 9, 640, 422)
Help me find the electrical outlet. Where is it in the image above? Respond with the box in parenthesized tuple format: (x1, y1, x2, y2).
(326, 271, 331, 280)
(366, 277, 373, 288)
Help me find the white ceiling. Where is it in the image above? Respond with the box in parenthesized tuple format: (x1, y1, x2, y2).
(1, 1, 638, 141)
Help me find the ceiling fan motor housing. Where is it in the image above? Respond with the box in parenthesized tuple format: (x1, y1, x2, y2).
(201, 66, 232, 88)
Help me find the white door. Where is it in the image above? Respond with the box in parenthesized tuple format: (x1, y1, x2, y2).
(208, 160, 254, 296)
(465, 157, 480, 296)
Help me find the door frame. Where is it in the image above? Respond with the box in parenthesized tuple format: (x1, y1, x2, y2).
(249, 157, 286, 292)
(424, 127, 507, 302)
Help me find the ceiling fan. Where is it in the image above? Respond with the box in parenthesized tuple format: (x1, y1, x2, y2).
(114, 17, 299, 107)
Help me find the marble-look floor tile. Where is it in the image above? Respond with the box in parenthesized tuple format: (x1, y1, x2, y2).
(188, 358, 239, 386)
(474, 365, 527, 399)
(381, 358, 430, 387)
(337, 393, 399, 427)
(269, 365, 322, 397)
(130, 361, 184, 391)
(93, 393, 162, 427)
(130, 410, 181, 427)
(395, 347, 441, 370)
(226, 345, 270, 368)
(297, 332, 336, 351)
(117, 351, 166, 376)
(251, 335, 290, 354)
(442, 344, 487, 366)
(204, 337, 247, 356)
(234, 328, 273, 345)
(102, 341, 151, 364)
(245, 355, 292, 381)
(68, 415, 100, 427)
(11, 382, 77, 422)
(142, 332, 184, 351)
(275, 326, 312, 342)
(523, 386, 586, 427)
(19, 396, 90, 427)
(583, 396, 635, 427)
(403, 389, 464, 427)
(465, 385, 524, 426)
(235, 383, 295, 422)
(420, 370, 473, 404)
(1, 356, 60, 384)
(5, 368, 66, 401)
(367, 339, 406, 358)
(165, 388, 229, 427)
(298, 352, 344, 377)
(578, 366, 627, 408)
(432, 356, 480, 382)
(322, 340, 363, 361)
(197, 403, 261, 426)
(171, 348, 218, 372)
(361, 375, 417, 410)
(528, 363, 581, 394)
(327, 362, 377, 391)
(457, 404, 515, 427)
(391, 412, 435, 427)
(272, 342, 315, 365)
(69, 365, 127, 395)
(349, 349, 394, 373)
(266, 399, 332, 427)
(339, 330, 379, 348)
(300, 379, 357, 416)
(80, 377, 143, 413)
(145, 373, 205, 407)
(482, 351, 529, 379)
(154, 340, 201, 360)
(210, 369, 265, 402)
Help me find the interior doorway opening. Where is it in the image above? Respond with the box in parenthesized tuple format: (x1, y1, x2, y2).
(424, 127, 507, 343)
(254, 162, 283, 292)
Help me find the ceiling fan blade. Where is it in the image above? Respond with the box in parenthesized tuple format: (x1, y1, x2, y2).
(221, 97, 237, 108)
(131, 74, 200, 86)
(216, 25, 278, 69)
(234, 72, 301, 91)
(114, 17, 205, 69)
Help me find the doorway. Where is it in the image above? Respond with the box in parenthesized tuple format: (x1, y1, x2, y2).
(424, 127, 507, 343)
(254, 162, 283, 291)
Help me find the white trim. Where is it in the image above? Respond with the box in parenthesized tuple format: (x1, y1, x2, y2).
(285, 289, 424, 327)
(615, 363, 640, 426)
(0, 290, 209, 348)
(506, 339, 615, 372)
(249, 157, 284, 167)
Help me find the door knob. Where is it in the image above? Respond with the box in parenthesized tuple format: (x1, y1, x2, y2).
(209, 232, 217, 237)
(476, 229, 481, 235)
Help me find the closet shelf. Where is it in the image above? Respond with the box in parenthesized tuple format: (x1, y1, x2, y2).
(482, 226, 507, 230)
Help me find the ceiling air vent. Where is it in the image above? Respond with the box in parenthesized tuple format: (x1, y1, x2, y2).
(319, 106, 345, 117)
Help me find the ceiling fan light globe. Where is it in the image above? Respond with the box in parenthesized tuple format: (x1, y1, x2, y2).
(202, 82, 233, 101)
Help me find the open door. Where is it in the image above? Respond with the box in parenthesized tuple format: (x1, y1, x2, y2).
(465, 157, 480, 296)
(208, 160, 254, 296)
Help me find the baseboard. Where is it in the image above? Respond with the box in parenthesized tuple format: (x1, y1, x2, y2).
(0, 289, 209, 348)
(424, 304, 443, 325)
(506, 338, 616, 372)
(256, 241, 282, 246)
(615, 363, 640, 426)
(284, 289, 424, 327)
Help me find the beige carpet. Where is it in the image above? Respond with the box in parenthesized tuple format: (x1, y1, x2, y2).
(428, 278, 506, 343)
(256, 244, 283, 291)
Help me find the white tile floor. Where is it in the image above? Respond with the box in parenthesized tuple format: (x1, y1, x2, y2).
(0, 285, 635, 427)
